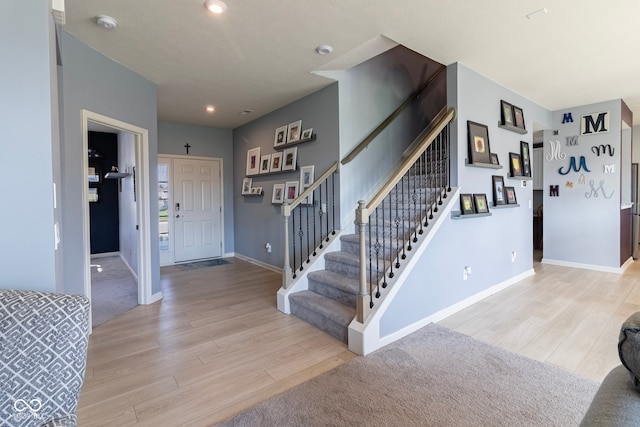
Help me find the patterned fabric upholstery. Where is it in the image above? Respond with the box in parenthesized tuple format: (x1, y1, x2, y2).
(0, 290, 90, 427)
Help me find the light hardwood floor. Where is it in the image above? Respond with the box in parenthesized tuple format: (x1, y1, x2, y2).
(77, 254, 640, 425)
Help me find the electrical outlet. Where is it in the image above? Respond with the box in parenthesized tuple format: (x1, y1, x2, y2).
(463, 266, 471, 281)
(511, 251, 517, 262)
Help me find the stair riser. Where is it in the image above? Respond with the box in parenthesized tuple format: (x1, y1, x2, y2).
(308, 278, 357, 306)
(290, 302, 348, 343)
(341, 239, 406, 258)
(325, 258, 386, 283)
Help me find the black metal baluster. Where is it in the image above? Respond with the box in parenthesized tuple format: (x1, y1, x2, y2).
(401, 169, 407, 260)
(292, 207, 297, 279)
(445, 126, 452, 193)
(426, 142, 433, 226)
(407, 166, 413, 252)
(298, 206, 304, 271)
(368, 222, 373, 309)
(412, 163, 418, 244)
(438, 132, 444, 205)
(418, 152, 425, 235)
(305, 198, 310, 263)
(381, 199, 388, 288)
(331, 173, 336, 236)
(394, 182, 401, 269)
(313, 189, 318, 256)
(319, 182, 324, 249)
(374, 208, 381, 298)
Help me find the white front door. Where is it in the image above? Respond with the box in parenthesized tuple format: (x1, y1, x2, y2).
(173, 157, 223, 262)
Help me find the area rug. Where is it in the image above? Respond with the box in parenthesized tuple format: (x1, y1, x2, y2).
(176, 258, 231, 271)
(218, 324, 599, 427)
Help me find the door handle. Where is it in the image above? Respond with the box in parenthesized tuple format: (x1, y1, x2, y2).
(175, 214, 180, 218)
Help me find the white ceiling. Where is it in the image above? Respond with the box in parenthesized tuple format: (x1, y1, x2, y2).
(63, 0, 640, 129)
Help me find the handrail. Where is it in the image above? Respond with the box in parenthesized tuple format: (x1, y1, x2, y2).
(366, 107, 455, 212)
(341, 67, 445, 166)
(283, 161, 339, 215)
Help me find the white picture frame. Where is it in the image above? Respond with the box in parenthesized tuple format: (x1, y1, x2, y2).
(285, 181, 299, 202)
(301, 128, 313, 140)
(272, 183, 285, 204)
(260, 154, 271, 174)
(299, 165, 315, 204)
(246, 147, 261, 176)
(241, 177, 252, 195)
(274, 125, 287, 148)
(270, 152, 283, 172)
(282, 147, 297, 171)
(287, 120, 302, 144)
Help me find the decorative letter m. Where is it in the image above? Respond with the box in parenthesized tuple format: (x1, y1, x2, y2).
(581, 112, 609, 135)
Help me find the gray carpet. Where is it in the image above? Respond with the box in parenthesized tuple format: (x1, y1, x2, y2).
(91, 256, 138, 326)
(176, 258, 231, 271)
(218, 324, 599, 427)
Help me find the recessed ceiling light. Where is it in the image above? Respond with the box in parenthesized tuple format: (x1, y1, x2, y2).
(204, 0, 228, 14)
(206, 106, 215, 113)
(315, 45, 333, 55)
(96, 15, 118, 30)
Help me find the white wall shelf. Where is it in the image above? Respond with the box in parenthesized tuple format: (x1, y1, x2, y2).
(451, 211, 492, 219)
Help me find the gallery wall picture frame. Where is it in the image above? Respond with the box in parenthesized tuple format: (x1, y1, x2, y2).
(272, 183, 285, 204)
(492, 175, 506, 206)
(287, 120, 302, 144)
(285, 180, 299, 202)
(500, 100, 514, 127)
(301, 128, 313, 140)
(282, 147, 298, 171)
(246, 147, 261, 175)
(299, 165, 315, 204)
(490, 153, 500, 165)
(274, 125, 287, 148)
(513, 106, 525, 130)
(251, 186, 263, 195)
(260, 154, 271, 174)
(460, 193, 476, 215)
(467, 121, 492, 164)
(520, 141, 531, 177)
(270, 152, 283, 172)
(241, 177, 252, 195)
(509, 152, 523, 177)
(473, 194, 490, 214)
(505, 186, 518, 204)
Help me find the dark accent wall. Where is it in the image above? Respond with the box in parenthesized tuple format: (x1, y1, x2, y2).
(89, 132, 119, 254)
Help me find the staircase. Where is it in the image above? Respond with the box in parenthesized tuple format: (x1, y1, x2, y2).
(289, 181, 435, 343)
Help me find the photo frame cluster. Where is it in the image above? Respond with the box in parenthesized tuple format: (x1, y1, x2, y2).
(500, 100, 526, 131)
(460, 193, 490, 215)
(246, 146, 297, 176)
(271, 164, 315, 205)
(274, 120, 313, 148)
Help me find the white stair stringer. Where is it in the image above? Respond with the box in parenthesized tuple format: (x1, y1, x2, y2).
(348, 187, 460, 355)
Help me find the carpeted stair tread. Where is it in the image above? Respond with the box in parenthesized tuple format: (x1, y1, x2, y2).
(289, 291, 355, 342)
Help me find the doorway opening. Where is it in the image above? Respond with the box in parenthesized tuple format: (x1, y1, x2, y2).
(81, 110, 156, 331)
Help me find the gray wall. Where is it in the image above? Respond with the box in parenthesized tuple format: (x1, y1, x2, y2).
(118, 132, 138, 275)
(337, 46, 446, 223)
(380, 62, 552, 336)
(158, 121, 235, 253)
(545, 100, 623, 268)
(233, 83, 340, 266)
(0, 0, 58, 291)
(58, 31, 160, 295)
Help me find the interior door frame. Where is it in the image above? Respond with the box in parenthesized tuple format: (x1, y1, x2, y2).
(81, 110, 155, 325)
(158, 154, 224, 265)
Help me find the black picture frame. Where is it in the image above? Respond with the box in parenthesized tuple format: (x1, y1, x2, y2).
(509, 152, 523, 177)
(500, 100, 514, 127)
(505, 186, 518, 204)
(490, 153, 499, 165)
(520, 141, 531, 177)
(460, 193, 476, 215)
(492, 175, 506, 206)
(467, 121, 492, 165)
(513, 106, 525, 130)
(474, 194, 490, 213)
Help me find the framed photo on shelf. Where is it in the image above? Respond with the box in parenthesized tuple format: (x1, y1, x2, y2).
(520, 141, 531, 177)
(467, 121, 492, 164)
(505, 186, 518, 204)
(241, 177, 252, 195)
(274, 125, 287, 148)
(270, 152, 283, 172)
(299, 165, 315, 204)
(460, 193, 476, 215)
(513, 106, 525, 130)
(260, 154, 271, 174)
(282, 147, 298, 171)
(500, 100, 514, 127)
(285, 180, 299, 201)
(474, 194, 489, 214)
(492, 175, 506, 206)
(287, 120, 302, 144)
(301, 128, 313, 140)
(272, 183, 285, 204)
(509, 152, 523, 177)
(490, 153, 500, 165)
(246, 147, 260, 175)
(251, 187, 263, 195)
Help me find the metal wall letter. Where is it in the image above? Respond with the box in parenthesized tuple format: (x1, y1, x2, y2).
(562, 113, 574, 123)
(566, 136, 579, 146)
(550, 185, 559, 197)
(558, 156, 591, 175)
(591, 144, 614, 156)
(604, 164, 615, 173)
(585, 180, 614, 199)
(581, 111, 610, 135)
(546, 140, 566, 161)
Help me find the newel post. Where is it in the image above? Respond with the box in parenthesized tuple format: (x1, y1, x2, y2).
(356, 200, 370, 323)
(282, 202, 292, 288)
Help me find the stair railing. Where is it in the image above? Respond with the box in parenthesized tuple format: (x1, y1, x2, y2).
(355, 107, 456, 323)
(282, 161, 339, 288)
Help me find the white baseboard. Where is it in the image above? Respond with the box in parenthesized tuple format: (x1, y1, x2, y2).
(224, 252, 235, 258)
(542, 257, 632, 274)
(120, 254, 138, 281)
(233, 253, 282, 273)
(147, 291, 163, 304)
